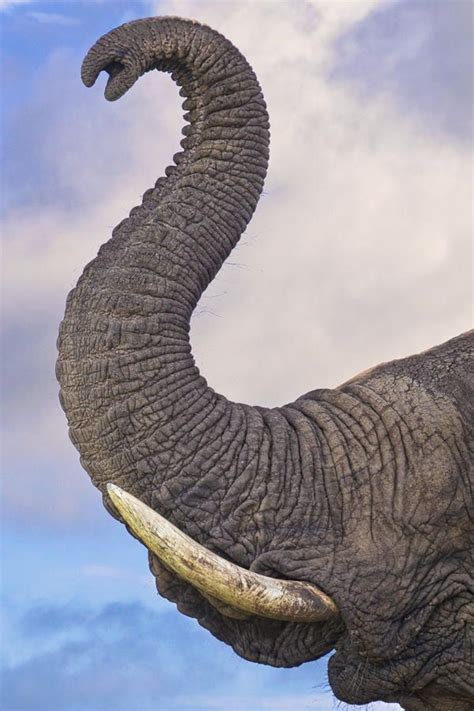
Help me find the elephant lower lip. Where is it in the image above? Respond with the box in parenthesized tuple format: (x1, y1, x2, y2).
(387, 694, 429, 711)
(389, 688, 474, 711)
(397, 695, 445, 711)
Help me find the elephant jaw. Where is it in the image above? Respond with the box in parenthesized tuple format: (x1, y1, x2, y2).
(106, 483, 338, 623)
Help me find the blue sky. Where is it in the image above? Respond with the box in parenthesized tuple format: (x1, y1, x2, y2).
(1, 1, 472, 710)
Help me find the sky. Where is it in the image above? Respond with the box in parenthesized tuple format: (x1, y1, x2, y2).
(0, 0, 472, 709)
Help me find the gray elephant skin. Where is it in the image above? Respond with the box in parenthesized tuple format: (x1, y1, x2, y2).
(56, 16, 473, 711)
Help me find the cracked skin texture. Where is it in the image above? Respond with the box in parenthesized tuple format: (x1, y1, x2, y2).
(55, 16, 474, 710)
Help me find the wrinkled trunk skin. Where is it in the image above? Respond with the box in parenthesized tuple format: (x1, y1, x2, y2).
(57, 17, 474, 711)
(57, 18, 270, 518)
(56, 15, 341, 667)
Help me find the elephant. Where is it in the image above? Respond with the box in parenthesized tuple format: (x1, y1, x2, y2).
(56, 16, 473, 711)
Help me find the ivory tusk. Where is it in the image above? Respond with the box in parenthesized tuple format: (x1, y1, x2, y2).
(107, 483, 338, 623)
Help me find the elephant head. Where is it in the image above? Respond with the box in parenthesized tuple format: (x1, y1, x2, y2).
(56, 16, 474, 710)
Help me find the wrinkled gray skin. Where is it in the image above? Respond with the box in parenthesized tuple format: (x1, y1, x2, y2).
(56, 17, 474, 710)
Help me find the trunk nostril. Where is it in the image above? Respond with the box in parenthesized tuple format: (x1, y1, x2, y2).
(103, 61, 133, 102)
(105, 59, 125, 78)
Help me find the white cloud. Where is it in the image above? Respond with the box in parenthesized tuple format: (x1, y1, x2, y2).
(172, 691, 335, 709)
(0, 0, 31, 9)
(79, 563, 153, 588)
(26, 10, 80, 25)
(172, 692, 400, 709)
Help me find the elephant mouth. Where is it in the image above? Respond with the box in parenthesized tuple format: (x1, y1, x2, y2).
(107, 483, 338, 623)
(329, 643, 474, 711)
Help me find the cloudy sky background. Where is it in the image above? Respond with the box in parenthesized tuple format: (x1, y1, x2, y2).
(1, 0, 472, 709)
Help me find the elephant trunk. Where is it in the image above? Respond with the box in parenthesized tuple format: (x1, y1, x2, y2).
(56, 17, 271, 530)
(56, 15, 338, 626)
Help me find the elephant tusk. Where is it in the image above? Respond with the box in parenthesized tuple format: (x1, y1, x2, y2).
(107, 483, 338, 623)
